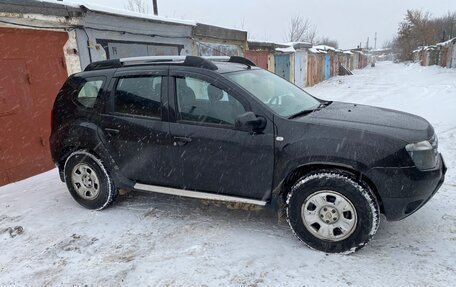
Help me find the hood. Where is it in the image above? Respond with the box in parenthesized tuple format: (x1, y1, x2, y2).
(298, 101, 434, 143)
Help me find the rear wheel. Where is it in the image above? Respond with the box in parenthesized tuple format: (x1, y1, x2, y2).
(286, 170, 379, 254)
(64, 150, 117, 210)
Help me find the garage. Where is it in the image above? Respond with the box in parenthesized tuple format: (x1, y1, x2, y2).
(244, 50, 270, 69)
(0, 27, 69, 185)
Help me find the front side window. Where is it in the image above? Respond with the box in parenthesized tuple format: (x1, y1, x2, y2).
(176, 77, 246, 125)
(114, 76, 162, 118)
(227, 69, 320, 118)
(77, 79, 104, 108)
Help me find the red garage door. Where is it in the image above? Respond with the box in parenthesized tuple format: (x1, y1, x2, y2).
(244, 50, 269, 70)
(0, 28, 68, 186)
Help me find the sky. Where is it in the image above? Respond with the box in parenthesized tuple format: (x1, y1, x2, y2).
(51, 0, 456, 49)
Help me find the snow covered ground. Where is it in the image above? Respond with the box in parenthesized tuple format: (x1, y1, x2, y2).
(1, 62, 455, 286)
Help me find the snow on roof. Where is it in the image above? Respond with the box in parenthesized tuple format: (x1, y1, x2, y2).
(348, 49, 365, 55)
(313, 45, 336, 51)
(424, 45, 439, 51)
(436, 37, 456, 46)
(371, 48, 391, 52)
(412, 46, 427, 53)
(343, 51, 354, 55)
(413, 37, 456, 52)
(275, 46, 296, 53)
(280, 41, 312, 47)
(308, 47, 326, 54)
(38, 0, 196, 26)
(248, 40, 313, 52)
(196, 22, 246, 32)
(248, 39, 275, 44)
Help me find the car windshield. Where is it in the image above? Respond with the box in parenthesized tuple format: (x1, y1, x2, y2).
(227, 69, 321, 117)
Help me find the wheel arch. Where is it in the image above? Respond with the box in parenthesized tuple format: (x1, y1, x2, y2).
(279, 163, 384, 214)
(55, 123, 134, 189)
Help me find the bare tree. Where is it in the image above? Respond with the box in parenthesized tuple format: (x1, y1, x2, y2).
(286, 16, 317, 43)
(125, 0, 149, 14)
(240, 17, 247, 31)
(382, 39, 393, 49)
(306, 28, 318, 44)
(430, 11, 456, 42)
(394, 10, 435, 60)
(316, 37, 339, 49)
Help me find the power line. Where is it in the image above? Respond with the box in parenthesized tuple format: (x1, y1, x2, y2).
(152, 0, 158, 16)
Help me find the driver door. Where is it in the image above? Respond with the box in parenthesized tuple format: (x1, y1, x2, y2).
(168, 70, 275, 200)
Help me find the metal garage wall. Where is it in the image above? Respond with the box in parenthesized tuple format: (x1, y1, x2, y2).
(306, 54, 315, 86)
(452, 45, 456, 68)
(98, 40, 182, 59)
(324, 55, 331, 80)
(307, 53, 325, 86)
(440, 47, 449, 67)
(274, 54, 291, 81)
(75, 11, 193, 70)
(244, 50, 270, 70)
(192, 23, 247, 57)
(0, 27, 69, 186)
(294, 50, 307, 88)
(196, 42, 242, 56)
(330, 52, 339, 77)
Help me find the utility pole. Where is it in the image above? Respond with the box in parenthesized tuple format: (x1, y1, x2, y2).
(374, 32, 377, 50)
(366, 37, 369, 49)
(152, 0, 158, 15)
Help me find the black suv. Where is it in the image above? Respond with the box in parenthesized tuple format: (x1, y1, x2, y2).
(50, 56, 446, 253)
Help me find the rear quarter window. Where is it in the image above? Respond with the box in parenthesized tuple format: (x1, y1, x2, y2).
(75, 77, 105, 108)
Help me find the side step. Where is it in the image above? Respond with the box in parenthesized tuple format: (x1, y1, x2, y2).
(134, 183, 267, 206)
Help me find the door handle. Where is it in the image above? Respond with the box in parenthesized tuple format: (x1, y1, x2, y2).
(104, 128, 119, 136)
(173, 136, 192, 146)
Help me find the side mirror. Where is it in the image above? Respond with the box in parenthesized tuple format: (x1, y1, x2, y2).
(235, 112, 267, 132)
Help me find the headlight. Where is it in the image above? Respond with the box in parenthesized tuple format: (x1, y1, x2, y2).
(405, 140, 437, 170)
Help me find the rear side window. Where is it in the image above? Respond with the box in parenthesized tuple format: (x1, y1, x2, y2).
(76, 79, 104, 108)
(114, 76, 162, 118)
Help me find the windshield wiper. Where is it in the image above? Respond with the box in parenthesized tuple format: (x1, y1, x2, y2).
(288, 109, 315, 119)
(288, 101, 331, 119)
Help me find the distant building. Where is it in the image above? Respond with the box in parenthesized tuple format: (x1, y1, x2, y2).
(413, 38, 456, 68)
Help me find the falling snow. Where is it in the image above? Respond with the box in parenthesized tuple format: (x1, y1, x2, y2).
(0, 61, 455, 286)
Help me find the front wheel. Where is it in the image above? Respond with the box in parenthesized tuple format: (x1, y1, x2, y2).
(286, 171, 380, 254)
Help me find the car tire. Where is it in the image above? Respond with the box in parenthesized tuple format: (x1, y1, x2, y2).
(286, 170, 380, 254)
(64, 150, 118, 210)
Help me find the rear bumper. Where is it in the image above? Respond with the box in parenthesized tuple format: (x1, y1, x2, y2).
(367, 153, 447, 221)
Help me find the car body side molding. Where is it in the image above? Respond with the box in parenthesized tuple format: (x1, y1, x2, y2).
(134, 183, 267, 206)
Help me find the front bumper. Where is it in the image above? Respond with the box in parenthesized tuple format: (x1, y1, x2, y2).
(366, 153, 447, 221)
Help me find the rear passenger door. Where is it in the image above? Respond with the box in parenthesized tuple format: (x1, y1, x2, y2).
(168, 69, 275, 200)
(98, 68, 176, 186)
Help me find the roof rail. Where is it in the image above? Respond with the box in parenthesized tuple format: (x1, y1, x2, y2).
(84, 55, 255, 71)
(183, 56, 219, 70)
(84, 59, 121, 71)
(120, 56, 187, 63)
(228, 56, 256, 67)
